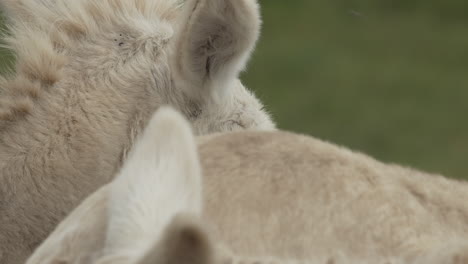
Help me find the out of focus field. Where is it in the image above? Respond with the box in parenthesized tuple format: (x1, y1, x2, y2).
(1, 0, 468, 179)
(245, 0, 468, 179)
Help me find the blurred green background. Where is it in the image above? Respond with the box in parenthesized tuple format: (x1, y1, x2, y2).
(244, 0, 468, 180)
(1, 0, 467, 179)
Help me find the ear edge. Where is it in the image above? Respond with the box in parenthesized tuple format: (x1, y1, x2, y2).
(103, 107, 202, 257)
(175, 0, 261, 87)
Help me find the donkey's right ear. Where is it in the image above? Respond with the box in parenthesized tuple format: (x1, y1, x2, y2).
(173, 0, 262, 96)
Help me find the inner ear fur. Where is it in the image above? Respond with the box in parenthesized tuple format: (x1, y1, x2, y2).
(175, 0, 262, 88)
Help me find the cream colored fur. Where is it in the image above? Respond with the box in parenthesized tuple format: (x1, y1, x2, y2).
(26, 107, 468, 264)
(25, 106, 202, 263)
(0, 0, 274, 262)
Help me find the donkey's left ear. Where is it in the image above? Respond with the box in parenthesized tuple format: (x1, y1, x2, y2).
(173, 0, 261, 94)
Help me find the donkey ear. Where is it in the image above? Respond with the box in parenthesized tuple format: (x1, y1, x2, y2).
(103, 106, 203, 256)
(174, 0, 261, 94)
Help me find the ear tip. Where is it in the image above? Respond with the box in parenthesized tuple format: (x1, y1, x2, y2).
(153, 105, 185, 121)
(147, 105, 192, 138)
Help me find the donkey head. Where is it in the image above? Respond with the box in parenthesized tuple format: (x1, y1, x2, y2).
(0, 0, 275, 134)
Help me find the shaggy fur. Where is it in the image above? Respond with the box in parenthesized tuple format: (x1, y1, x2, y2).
(26, 106, 206, 264)
(26, 107, 468, 264)
(0, 0, 274, 262)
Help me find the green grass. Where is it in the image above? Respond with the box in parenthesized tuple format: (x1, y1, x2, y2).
(1, 1, 467, 179)
(244, 0, 468, 179)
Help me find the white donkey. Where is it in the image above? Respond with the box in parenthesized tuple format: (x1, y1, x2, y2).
(0, 0, 273, 262)
(26, 107, 468, 264)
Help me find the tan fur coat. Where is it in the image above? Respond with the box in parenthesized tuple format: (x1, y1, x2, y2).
(26, 108, 468, 264)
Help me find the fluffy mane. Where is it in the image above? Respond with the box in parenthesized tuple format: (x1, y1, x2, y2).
(0, 0, 181, 127)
